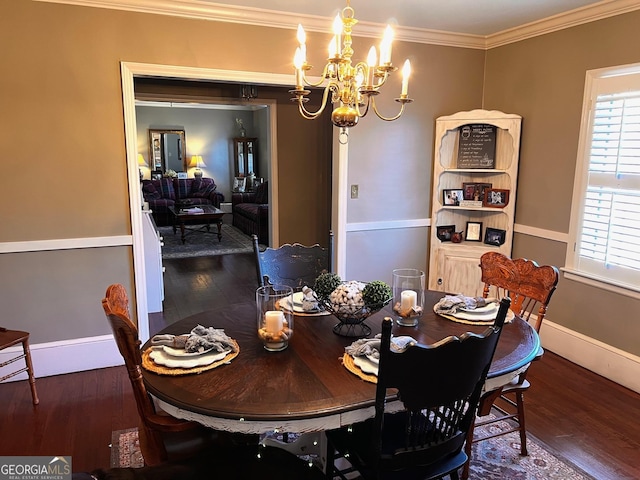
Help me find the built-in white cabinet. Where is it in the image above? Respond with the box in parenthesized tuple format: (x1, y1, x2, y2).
(429, 110, 522, 296)
(142, 210, 164, 312)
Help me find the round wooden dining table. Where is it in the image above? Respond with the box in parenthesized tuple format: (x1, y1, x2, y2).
(142, 291, 539, 435)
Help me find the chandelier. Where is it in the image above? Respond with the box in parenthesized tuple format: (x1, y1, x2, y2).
(290, 0, 412, 132)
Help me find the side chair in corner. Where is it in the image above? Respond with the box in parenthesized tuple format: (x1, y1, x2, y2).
(461, 252, 559, 479)
(0, 327, 39, 405)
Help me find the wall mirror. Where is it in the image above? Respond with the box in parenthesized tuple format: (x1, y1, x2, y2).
(149, 128, 186, 173)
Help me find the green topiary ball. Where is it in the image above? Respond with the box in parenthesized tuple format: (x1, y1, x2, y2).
(362, 280, 392, 307)
(314, 273, 342, 299)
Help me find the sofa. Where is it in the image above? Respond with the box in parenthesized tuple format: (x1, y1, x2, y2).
(232, 181, 268, 244)
(142, 177, 224, 226)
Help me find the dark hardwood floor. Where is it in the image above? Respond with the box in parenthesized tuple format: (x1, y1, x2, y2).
(1, 252, 639, 478)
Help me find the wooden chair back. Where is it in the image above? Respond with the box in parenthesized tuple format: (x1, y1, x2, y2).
(102, 284, 198, 465)
(372, 298, 511, 471)
(480, 252, 559, 332)
(252, 232, 333, 291)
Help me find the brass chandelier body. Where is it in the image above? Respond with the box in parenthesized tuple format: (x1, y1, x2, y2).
(290, 0, 412, 130)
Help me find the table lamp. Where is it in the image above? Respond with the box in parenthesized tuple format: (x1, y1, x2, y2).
(137, 153, 147, 180)
(191, 155, 206, 178)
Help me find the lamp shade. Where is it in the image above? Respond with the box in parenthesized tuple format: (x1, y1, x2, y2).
(191, 155, 206, 168)
(137, 154, 147, 166)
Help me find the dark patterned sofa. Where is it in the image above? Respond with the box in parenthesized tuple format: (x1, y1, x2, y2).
(232, 181, 268, 244)
(142, 177, 224, 226)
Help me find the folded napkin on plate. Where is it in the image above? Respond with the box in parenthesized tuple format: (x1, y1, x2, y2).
(434, 294, 493, 315)
(151, 325, 237, 354)
(345, 334, 417, 361)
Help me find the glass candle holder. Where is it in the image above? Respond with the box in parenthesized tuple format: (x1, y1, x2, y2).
(256, 285, 294, 351)
(392, 268, 425, 327)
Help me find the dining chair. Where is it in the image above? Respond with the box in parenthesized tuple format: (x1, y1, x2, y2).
(0, 327, 39, 405)
(102, 284, 227, 466)
(462, 252, 559, 479)
(325, 298, 512, 480)
(252, 232, 334, 291)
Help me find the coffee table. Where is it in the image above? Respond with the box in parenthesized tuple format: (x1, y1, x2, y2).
(168, 205, 225, 244)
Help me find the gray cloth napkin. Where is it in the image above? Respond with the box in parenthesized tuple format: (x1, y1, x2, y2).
(345, 334, 417, 361)
(151, 325, 237, 354)
(434, 295, 490, 315)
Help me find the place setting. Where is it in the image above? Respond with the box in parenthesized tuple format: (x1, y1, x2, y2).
(341, 332, 418, 383)
(433, 294, 515, 325)
(277, 285, 331, 316)
(143, 325, 240, 375)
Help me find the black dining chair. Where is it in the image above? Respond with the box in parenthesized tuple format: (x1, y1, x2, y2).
(325, 298, 511, 480)
(252, 232, 333, 291)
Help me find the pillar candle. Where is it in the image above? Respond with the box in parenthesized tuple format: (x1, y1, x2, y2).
(265, 311, 284, 335)
(400, 290, 417, 311)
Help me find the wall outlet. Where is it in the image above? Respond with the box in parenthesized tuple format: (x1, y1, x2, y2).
(351, 184, 359, 199)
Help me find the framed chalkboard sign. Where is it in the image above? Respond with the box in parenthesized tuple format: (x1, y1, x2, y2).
(456, 124, 496, 169)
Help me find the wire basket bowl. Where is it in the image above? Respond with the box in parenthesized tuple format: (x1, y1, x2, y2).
(320, 296, 391, 337)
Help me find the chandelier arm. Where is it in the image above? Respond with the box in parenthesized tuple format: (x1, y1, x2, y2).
(370, 96, 408, 122)
(302, 64, 334, 88)
(297, 84, 337, 119)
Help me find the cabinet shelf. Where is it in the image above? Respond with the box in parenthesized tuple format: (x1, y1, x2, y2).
(439, 206, 508, 212)
(429, 109, 522, 295)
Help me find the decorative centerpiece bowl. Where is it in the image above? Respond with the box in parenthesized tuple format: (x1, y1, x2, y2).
(314, 275, 392, 337)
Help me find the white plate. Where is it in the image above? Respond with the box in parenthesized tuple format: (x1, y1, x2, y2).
(451, 310, 501, 321)
(353, 355, 378, 375)
(281, 293, 321, 313)
(150, 348, 230, 368)
(162, 345, 214, 357)
(460, 302, 498, 313)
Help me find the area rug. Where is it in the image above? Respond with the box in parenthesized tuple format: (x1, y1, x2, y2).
(111, 420, 595, 479)
(159, 224, 253, 259)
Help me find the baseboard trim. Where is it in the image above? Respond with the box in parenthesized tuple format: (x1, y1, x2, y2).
(540, 320, 640, 394)
(0, 335, 123, 381)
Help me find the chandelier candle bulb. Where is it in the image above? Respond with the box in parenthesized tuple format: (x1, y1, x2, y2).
(333, 15, 343, 56)
(367, 46, 377, 86)
(296, 24, 306, 63)
(401, 290, 417, 311)
(401, 59, 411, 96)
(380, 25, 394, 65)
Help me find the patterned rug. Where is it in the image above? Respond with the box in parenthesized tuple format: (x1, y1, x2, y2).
(111, 419, 595, 479)
(159, 223, 254, 259)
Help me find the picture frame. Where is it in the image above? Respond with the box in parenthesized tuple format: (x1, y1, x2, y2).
(484, 227, 507, 246)
(483, 188, 510, 208)
(177, 172, 188, 179)
(443, 189, 464, 206)
(465, 221, 483, 242)
(436, 225, 456, 242)
(233, 176, 247, 193)
(462, 182, 493, 201)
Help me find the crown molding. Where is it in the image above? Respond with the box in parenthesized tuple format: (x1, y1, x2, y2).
(486, 0, 640, 49)
(34, 0, 640, 50)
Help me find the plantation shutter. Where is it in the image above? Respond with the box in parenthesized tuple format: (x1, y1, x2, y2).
(576, 83, 640, 288)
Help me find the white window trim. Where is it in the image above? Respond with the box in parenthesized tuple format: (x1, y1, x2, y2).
(565, 61, 640, 297)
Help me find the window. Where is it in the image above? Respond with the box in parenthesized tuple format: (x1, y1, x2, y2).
(566, 65, 640, 294)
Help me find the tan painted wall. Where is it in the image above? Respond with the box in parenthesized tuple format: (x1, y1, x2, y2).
(4, 1, 639, 358)
(484, 11, 640, 355)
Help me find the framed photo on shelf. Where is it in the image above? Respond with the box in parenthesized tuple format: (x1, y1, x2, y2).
(436, 225, 456, 242)
(443, 189, 464, 206)
(462, 182, 492, 201)
(483, 188, 510, 208)
(465, 221, 483, 242)
(484, 227, 506, 246)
